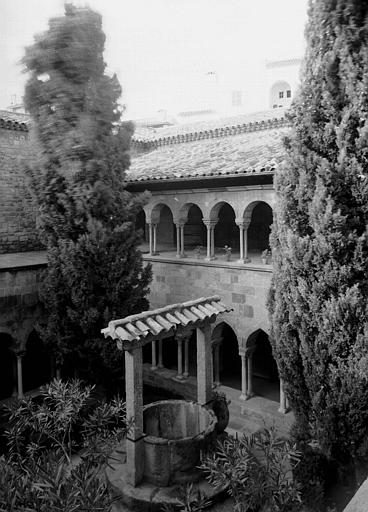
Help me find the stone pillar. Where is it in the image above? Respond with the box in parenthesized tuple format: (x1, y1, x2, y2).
(196, 323, 213, 406)
(180, 225, 186, 257)
(176, 337, 183, 379)
(16, 352, 24, 399)
(151, 340, 157, 370)
(175, 224, 181, 258)
(125, 347, 145, 487)
(152, 223, 159, 255)
(183, 337, 189, 378)
(11, 355, 17, 397)
(278, 378, 289, 414)
(56, 367, 61, 380)
(247, 353, 254, 398)
(158, 339, 163, 368)
(240, 353, 248, 400)
(236, 217, 251, 263)
(212, 341, 221, 387)
(148, 222, 153, 255)
(204, 220, 217, 261)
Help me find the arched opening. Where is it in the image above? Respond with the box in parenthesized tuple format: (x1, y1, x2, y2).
(183, 204, 206, 253)
(0, 333, 14, 400)
(247, 329, 279, 402)
(214, 323, 241, 391)
(135, 209, 148, 245)
(23, 330, 51, 392)
(155, 205, 176, 252)
(270, 80, 292, 109)
(247, 202, 273, 259)
(214, 203, 238, 255)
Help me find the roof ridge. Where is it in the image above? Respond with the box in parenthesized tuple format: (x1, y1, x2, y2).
(131, 116, 290, 150)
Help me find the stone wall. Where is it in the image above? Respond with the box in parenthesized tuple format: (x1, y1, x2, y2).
(0, 128, 40, 254)
(146, 258, 272, 348)
(0, 265, 45, 349)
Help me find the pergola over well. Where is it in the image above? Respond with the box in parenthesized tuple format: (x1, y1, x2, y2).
(102, 295, 232, 486)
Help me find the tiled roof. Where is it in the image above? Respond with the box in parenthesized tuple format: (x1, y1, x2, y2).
(127, 125, 289, 182)
(102, 295, 232, 351)
(132, 108, 287, 143)
(0, 110, 30, 131)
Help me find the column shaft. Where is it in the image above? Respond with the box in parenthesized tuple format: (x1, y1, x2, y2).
(176, 225, 180, 257)
(16, 355, 24, 399)
(153, 224, 158, 255)
(180, 226, 185, 257)
(213, 344, 221, 386)
(206, 225, 211, 260)
(176, 339, 183, 379)
(240, 354, 248, 400)
(247, 354, 254, 397)
(125, 347, 144, 487)
(158, 340, 163, 368)
(239, 226, 244, 261)
(196, 323, 213, 405)
(151, 340, 157, 370)
(244, 226, 250, 262)
(278, 379, 289, 414)
(183, 338, 189, 378)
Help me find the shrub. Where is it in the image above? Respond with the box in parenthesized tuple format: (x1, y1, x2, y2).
(200, 427, 302, 512)
(0, 379, 127, 512)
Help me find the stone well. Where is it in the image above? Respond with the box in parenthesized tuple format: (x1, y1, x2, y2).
(143, 399, 217, 487)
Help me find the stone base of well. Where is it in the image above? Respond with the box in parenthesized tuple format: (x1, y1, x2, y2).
(106, 448, 227, 512)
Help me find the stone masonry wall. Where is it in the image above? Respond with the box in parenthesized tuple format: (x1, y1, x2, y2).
(0, 128, 40, 254)
(147, 258, 272, 348)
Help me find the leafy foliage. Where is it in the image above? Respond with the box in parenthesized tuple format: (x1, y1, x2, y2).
(200, 428, 302, 512)
(22, 4, 151, 383)
(0, 379, 127, 512)
(161, 482, 212, 512)
(268, 0, 368, 469)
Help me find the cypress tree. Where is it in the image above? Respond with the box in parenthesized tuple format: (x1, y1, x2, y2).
(269, 0, 368, 469)
(23, 4, 152, 382)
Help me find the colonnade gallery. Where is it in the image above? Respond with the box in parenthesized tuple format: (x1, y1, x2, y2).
(0, 108, 291, 420)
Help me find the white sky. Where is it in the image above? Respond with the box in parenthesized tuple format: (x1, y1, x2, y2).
(0, 0, 308, 119)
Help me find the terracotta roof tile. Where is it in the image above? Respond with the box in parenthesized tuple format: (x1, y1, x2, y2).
(127, 126, 289, 182)
(102, 295, 232, 351)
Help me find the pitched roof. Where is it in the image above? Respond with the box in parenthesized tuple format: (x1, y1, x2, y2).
(102, 295, 232, 351)
(0, 110, 30, 131)
(132, 108, 287, 143)
(127, 124, 289, 183)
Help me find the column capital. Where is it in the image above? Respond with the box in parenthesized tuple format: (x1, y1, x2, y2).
(203, 218, 218, 228)
(211, 335, 223, 346)
(236, 216, 251, 228)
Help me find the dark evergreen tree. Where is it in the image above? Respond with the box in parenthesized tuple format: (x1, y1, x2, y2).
(23, 4, 151, 383)
(269, 0, 368, 470)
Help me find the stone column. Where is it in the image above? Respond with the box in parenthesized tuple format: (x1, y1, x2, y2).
(203, 220, 217, 261)
(11, 355, 17, 397)
(175, 224, 181, 257)
(148, 222, 153, 255)
(196, 323, 213, 406)
(151, 340, 157, 370)
(125, 347, 144, 487)
(247, 353, 254, 398)
(176, 337, 183, 379)
(180, 224, 186, 258)
(152, 223, 159, 255)
(158, 339, 163, 368)
(212, 341, 221, 387)
(56, 367, 61, 380)
(183, 337, 189, 378)
(240, 353, 248, 400)
(236, 217, 251, 263)
(278, 378, 289, 414)
(16, 352, 24, 399)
